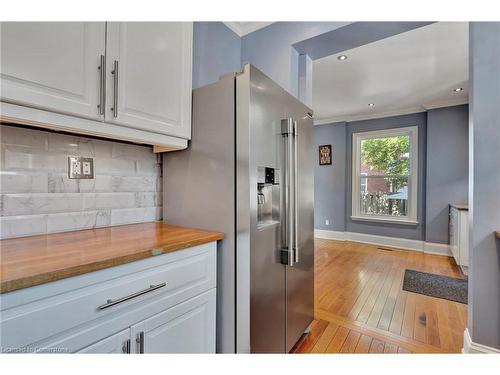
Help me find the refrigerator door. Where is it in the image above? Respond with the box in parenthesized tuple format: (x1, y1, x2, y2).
(240, 65, 314, 353)
(284, 104, 315, 352)
(240, 66, 288, 353)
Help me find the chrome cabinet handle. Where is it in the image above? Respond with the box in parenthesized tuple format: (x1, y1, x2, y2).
(122, 339, 131, 354)
(98, 54, 106, 115)
(136, 332, 145, 354)
(111, 60, 119, 117)
(97, 282, 167, 310)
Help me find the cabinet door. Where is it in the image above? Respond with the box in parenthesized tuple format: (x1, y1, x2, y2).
(76, 329, 130, 354)
(0, 22, 105, 120)
(105, 22, 193, 139)
(130, 289, 216, 354)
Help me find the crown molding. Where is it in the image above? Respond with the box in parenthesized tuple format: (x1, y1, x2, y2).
(223, 22, 274, 37)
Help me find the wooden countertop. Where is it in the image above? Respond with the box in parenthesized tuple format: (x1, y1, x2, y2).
(0, 222, 223, 294)
(495, 231, 500, 240)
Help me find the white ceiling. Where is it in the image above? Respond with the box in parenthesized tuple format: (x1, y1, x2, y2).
(223, 22, 274, 37)
(312, 22, 469, 124)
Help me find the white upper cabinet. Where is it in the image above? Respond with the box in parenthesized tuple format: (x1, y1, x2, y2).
(105, 22, 193, 140)
(0, 22, 105, 120)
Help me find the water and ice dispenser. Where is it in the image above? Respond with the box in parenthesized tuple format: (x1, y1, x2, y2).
(257, 166, 280, 228)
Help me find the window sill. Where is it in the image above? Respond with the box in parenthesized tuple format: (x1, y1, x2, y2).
(350, 215, 419, 226)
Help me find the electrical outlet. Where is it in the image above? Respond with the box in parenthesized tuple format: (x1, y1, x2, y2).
(325, 219, 330, 226)
(68, 156, 94, 179)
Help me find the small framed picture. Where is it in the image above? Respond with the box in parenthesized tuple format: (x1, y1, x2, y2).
(319, 144, 332, 165)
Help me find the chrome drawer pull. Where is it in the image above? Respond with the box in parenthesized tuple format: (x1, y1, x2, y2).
(98, 282, 167, 310)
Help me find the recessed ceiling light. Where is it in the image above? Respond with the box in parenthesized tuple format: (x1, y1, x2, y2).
(453, 87, 463, 92)
(337, 55, 348, 61)
(368, 103, 375, 107)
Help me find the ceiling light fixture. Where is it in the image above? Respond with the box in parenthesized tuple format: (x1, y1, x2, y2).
(337, 55, 348, 61)
(453, 87, 463, 92)
(368, 103, 375, 107)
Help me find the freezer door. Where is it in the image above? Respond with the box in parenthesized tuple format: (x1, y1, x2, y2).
(285, 110, 314, 353)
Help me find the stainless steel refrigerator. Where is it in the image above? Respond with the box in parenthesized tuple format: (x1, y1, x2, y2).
(163, 64, 314, 353)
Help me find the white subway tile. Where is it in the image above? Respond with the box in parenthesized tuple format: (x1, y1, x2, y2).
(111, 142, 155, 161)
(0, 125, 48, 150)
(110, 207, 157, 226)
(1, 171, 48, 193)
(47, 133, 80, 154)
(135, 160, 161, 176)
(77, 138, 113, 158)
(3, 149, 67, 171)
(2, 193, 84, 216)
(0, 214, 47, 239)
(112, 176, 157, 192)
(48, 173, 79, 193)
(83, 192, 136, 211)
(134, 192, 157, 207)
(96, 158, 136, 176)
(78, 175, 113, 193)
(47, 210, 111, 233)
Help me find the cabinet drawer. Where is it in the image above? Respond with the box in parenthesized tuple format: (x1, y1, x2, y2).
(0, 242, 216, 351)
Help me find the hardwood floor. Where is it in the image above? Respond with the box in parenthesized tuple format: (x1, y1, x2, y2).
(292, 239, 467, 354)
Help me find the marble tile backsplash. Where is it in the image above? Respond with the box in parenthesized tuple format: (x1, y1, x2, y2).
(0, 125, 162, 239)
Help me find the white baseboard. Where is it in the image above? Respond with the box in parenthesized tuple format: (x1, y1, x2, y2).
(463, 328, 500, 353)
(314, 229, 347, 241)
(314, 229, 452, 256)
(423, 242, 453, 256)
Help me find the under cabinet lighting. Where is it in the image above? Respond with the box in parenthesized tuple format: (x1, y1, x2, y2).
(337, 55, 348, 61)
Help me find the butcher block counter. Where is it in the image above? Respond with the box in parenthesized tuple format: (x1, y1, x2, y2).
(0, 222, 224, 294)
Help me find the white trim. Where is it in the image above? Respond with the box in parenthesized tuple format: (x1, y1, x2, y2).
(314, 230, 452, 256)
(348, 231, 423, 252)
(351, 126, 418, 224)
(463, 328, 500, 354)
(423, 242, 453, 257)
(223, 22, 274, 37)
(350, 215, 419, 225)
(314, 229, 348, 241)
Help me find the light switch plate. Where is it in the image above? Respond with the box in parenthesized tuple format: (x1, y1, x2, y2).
(68, 156, 94, 179)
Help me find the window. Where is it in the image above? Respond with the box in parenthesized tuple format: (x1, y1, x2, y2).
(352, 126, 418, 224)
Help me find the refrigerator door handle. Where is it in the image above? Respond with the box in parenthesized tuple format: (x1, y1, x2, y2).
(281, 118, 295, 267)
(293, 119, 299, 264)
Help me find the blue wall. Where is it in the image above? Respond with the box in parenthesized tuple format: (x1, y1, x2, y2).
(345, 113, 427, 241)
(241, 22, 349, 96)
(192, 22, 241, 89)
(314, 122, 346, 231)
(315, 107, 470, 243)
(468, 22, 500, 350)
(426, 105, 469, 244)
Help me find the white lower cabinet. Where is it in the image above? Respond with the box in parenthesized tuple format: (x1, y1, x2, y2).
(77, 329, 131, 354)
(0, 242, 217, 354)
(130, 289, 216, 354)
(75, 290, 216, 354)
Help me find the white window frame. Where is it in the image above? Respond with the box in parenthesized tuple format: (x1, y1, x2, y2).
(351, 126, 419, 225)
